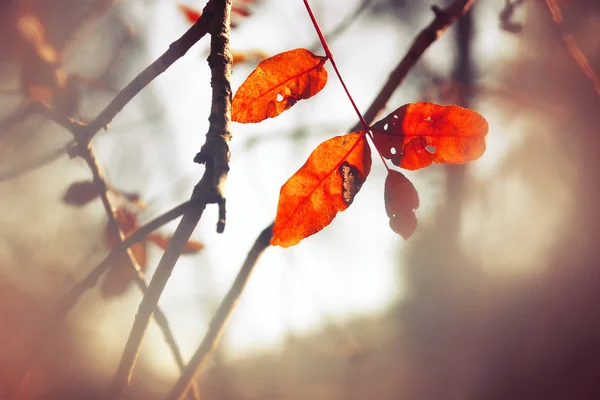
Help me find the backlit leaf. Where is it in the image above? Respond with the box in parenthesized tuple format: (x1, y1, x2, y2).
(272, 132, 371, 247)
(384, 170, 419, 239)
(232, 48, 328, 123)
(62, 180, 101, 206)
(371, 102, 488, 170)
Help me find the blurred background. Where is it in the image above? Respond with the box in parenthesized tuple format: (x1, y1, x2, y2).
(1, 0, 600, 399)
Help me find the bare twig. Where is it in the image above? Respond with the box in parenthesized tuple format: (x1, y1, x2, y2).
(110, 0, 233, 398)
(0, 141, 72, 182)
(308, 0, 373, 53)
(544, 0, 600, 97)
(166, 223, 274, 400)
(499, 0, 524, 33)
(351, 0, 478, 132)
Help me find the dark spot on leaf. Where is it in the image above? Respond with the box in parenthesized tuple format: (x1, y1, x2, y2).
(339, 161, 363, 205)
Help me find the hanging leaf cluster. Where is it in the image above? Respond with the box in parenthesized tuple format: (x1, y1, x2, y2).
(231, 48, 489, 247)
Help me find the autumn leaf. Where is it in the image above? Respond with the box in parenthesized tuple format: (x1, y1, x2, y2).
(232, 48, 328, 123)
(371, 102, 488, 170)
(178, 3, 251, 28)
(231, 49, 269, 66)
(384, 170, 419, 239)
(177, 4, 202, 24)
(62, 180, 101, 206)
(146, 233, 205, 254)
(272, 132, 371, 247)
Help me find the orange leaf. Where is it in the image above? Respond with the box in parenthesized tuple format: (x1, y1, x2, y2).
(232, 48, 328, 123)
(384, 170, 419, 239)
(146, 233, 205, 254)
(371, 102, 488, 170)
(232, 6, 250, 16)
(271, 132, 371, 247)
(231, 49, 269, 66)
(177, 4, 202, 23)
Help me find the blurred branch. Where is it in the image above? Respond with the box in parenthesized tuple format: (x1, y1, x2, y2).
(308, 0, 373, 53)
(499, 0, 524, 33)
(544, 0, 600, 97)
(351, 0, 478, 131)
(166, 223, 274, 400)
(110, 0, 233, 398)
(12, 200, 192, 398)
(0, 140, 72, 182)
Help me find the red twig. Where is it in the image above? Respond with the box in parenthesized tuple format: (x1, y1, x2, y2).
(302, 0, 370, 132)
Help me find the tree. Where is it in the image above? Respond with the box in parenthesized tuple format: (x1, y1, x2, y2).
(2, 0, 599, 399)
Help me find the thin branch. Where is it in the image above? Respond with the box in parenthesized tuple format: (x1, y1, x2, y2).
(0, 141, 71, 182)
(110, 0, 233, 398)
(351, 0, 478, 132)
(544, 0, 600, 97)
(165, 223, 274, 400)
